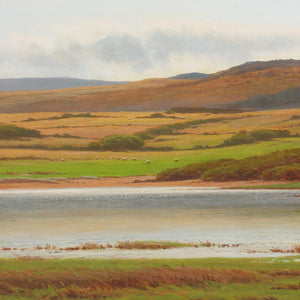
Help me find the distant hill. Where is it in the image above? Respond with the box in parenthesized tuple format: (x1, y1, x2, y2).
(210, 59, 300, 79)
(232, 86, 300, 110)
(0, 77, 129, 91)
(1, 59, 300, 112)
(169, 72, 209, 80)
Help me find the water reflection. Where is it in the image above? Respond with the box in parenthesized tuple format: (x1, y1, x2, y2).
(0, 188, 299, 248)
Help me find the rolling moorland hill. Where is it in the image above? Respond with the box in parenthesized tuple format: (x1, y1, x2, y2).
(0, 59, 300, 112)
(0, 77, 129, 92)
(231, 85, 300, 110)
(169, 72, 210, 79)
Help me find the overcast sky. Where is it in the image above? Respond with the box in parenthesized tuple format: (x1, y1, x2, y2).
(1, 0, 300, 80)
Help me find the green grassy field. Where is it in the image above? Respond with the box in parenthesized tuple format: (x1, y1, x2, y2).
(0, 257, 299, 299)
(0, 109, 299, 181)
(1, 138, 300, 179)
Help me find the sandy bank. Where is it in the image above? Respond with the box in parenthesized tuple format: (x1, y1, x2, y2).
(0, 176, 296, 190)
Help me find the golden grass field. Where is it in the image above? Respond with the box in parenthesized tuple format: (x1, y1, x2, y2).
(1, 108, 299, 152)
(0, 108, 299, 180)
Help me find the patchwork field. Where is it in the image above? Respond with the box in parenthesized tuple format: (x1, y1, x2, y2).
(0, 108, 300, 181)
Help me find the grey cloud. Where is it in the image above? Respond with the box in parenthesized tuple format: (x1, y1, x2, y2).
(90, 30, 300, 71)
(92, 35, 151, 70)
(1, 29, 300, 78)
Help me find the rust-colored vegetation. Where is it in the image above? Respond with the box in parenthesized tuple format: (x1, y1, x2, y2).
(270, 245, 300, 254)
(0, 266, 260, 298)
(157, 148, 300, 181)
(17, 241, 241, 251)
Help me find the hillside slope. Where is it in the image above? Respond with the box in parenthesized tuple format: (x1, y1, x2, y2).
(1, 60, 300, 112)
(233, 86, 300, 110)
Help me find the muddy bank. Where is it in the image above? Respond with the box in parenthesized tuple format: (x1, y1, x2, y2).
(0, 176, 295, 190)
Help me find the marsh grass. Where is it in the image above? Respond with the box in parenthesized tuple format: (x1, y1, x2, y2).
(270, 245, 300, 254)
(21, 241, 240, 251)
(0, 257, 300, 299)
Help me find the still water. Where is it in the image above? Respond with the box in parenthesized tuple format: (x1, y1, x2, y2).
(0, 187, 299, 249)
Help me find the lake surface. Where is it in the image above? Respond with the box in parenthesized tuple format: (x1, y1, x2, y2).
(0, 187, 299, 250)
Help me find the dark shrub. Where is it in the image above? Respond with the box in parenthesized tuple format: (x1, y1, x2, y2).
(101, 135, 144, 151)
(49, 113, 94, 120)
(87, 142, 102, 151)
(222, 132, 256, 146)
(251, 129, 290, 140)
(147, 126, 174, 135)
(157, 148, 300, 182)
(166, 107, 243, 114)
(60, 145, 78, 150)
(135, 132, 154, 140)
(142, 146, 174, 151)
(149, 113, 165, 118)
(0, 125, 41, 139)
(290, 115, 300, 120)
(136, 126, 174, 140)
(192, 145, 204, 150)
(260, 164, 300, 180)
(157, 159, 235, 181)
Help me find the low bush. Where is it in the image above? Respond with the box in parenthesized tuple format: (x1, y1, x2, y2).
(221, 129, 291, 147)
(149, 113, 165, 118)
(87, 142, 102, 151)
(260, 164, 300, 180)
(142, 146, 175, 151)
(60, 145, 81, 151)
(221, 133, 256, 146)
(166, 107, 243, 114)
(101, 134, 144, 151)
(0, 125, 41, 139)
(192, 145, 204, 150)
(250, 129, 290, 140)
(49, 113, 94, 120)
(52, 133, 81, 139)
(157, 148, 300, 182)
(290, 115, 300, 120)
(146, 126, 174, 136)
(137, 117, 234, 140)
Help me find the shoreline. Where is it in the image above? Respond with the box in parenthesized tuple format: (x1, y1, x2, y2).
(0, 176, 298, 190)
(1, 246, 300, 260)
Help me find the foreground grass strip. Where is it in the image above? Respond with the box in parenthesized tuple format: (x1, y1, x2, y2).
(0, 257, 300, 299)
(0, 266, 261, 298)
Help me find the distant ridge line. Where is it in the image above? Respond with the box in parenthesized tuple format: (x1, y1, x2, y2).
(0, 77, 129, 92)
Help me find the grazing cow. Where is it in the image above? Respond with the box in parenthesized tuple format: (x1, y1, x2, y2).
(174, 158, 179, 162)
(132, 158, 136, 161)
(60, 158, 65, 161)
(122, 158, 127, 161)
(146, 160, 151, 164)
